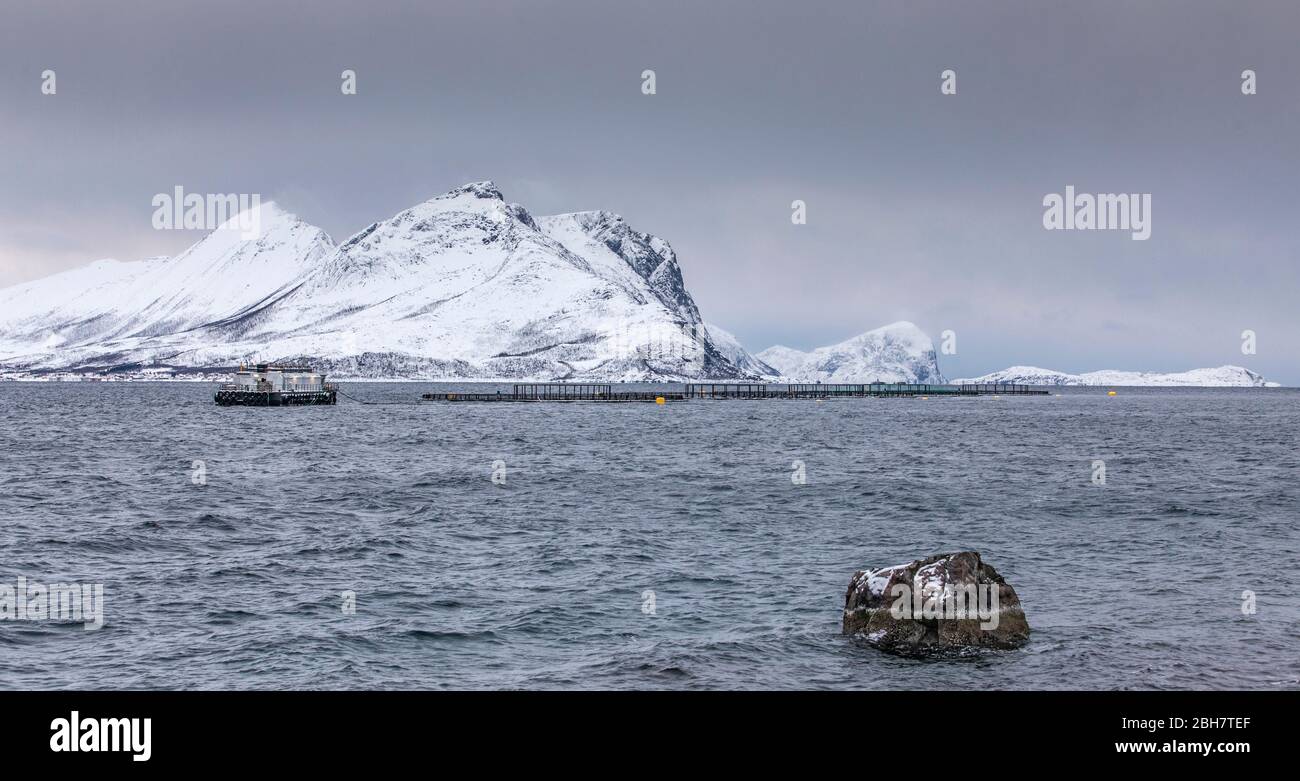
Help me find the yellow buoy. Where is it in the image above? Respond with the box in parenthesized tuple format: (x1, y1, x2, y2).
(1107, 390, 1117, 396)
(655, 396, 665, 405)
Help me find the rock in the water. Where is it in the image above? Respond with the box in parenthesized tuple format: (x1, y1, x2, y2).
(842, 552, 1030, 656)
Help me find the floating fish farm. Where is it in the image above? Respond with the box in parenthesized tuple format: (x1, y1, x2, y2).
(420, 382, 1048, 403)
(214, 364, 337, 406)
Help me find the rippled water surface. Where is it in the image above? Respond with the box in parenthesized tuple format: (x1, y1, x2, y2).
(1, 382, 1297, 690)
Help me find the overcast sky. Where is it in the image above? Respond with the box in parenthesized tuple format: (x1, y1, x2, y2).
(1, 0, 1296, 381)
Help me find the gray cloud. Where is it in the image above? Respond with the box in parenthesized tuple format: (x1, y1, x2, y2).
(1, 0, 1296, 381)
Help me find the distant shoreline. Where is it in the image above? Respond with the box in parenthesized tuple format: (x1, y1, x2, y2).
(0, 374, 1287, 389)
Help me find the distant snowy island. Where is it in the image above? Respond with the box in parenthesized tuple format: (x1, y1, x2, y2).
(953, 365, 1279, 388)
(756, 321, 946, 385)
(0, 180, 1279, 387)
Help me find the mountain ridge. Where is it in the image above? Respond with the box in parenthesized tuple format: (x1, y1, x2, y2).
(0, 182, 764, 381)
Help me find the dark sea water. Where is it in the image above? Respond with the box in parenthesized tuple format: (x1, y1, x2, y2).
(1, 382, 1297, 690)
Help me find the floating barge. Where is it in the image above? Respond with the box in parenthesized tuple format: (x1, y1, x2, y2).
(420, 382, 1046, 403)
(215, 364, 337, 406)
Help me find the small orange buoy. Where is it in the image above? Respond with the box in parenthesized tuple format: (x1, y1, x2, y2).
(655, 396, 665, 405)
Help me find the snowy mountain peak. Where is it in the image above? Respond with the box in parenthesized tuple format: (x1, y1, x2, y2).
(379, 182, 544, 243)
(845, 320, 931, 351)
(559, 210, 623, 230)
(212, 199, 298, 232)
(439, 180, 505, 201)
(165, 201, 334, 275)
(261, 183, 755, 379)
(757, 321, 945, 384)
(0, 202, 337, 365)
(171, 200, 333, 278)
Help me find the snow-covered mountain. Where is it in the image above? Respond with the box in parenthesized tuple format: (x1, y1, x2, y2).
(8, 186, 1267, 387)
(704, 323, 777, 378)
(954, 365, 1278, 387)
(0, 202, 335, 367)
(756, 321, 945, 384)
(0, 182, 760, 381)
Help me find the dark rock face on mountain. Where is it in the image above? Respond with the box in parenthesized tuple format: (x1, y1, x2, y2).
(842, 551, 1030, 656)
(554, 210, 702, 326)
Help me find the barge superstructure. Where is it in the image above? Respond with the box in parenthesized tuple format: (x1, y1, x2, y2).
(215, 364, 336, 406)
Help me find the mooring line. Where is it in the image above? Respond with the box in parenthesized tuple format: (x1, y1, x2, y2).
(335, 388, 422, 406)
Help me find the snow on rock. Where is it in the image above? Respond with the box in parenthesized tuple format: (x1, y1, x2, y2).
(756, 321, 946, 384)
(843, 552, 1030, 657)
(0, 183, 761, 381)
(955, 364, 1278, 387)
